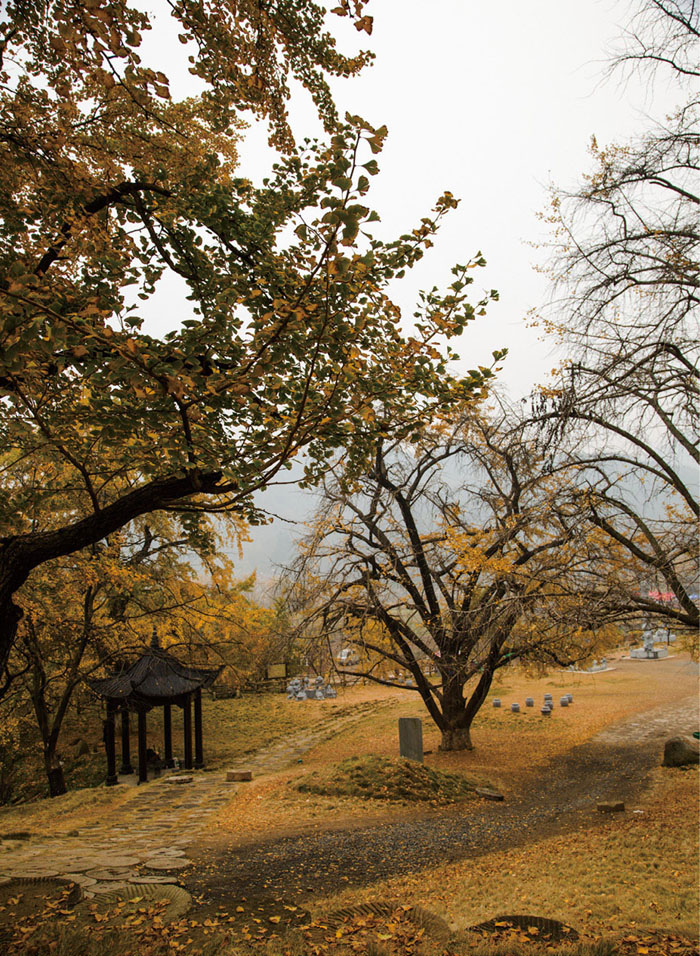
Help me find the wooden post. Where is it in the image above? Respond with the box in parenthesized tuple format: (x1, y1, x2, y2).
(104, 700, 118, 786)
(137, 709, 148, 784)
(163, 702, 173, 768)
(120, 707, 133, 775)
(183, 694, 193, 770)
(194, 688, 204, 769)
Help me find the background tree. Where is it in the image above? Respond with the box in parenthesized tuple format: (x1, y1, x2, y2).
(5, 509, 250, 797)
(0, 451, 257, 796)
(537, 0, 698, 639)
(0, 0, 496, 678)
(289, 406, 617, 751)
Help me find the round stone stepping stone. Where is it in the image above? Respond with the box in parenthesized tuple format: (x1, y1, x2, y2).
(144, 858, 190, 871)
(468, 914, 579, 941)
(129, 875, 178, 884)
(91, 881, 130, 894)
(80, 882, 192, 920)
(60, 873, 97, 887)
(90, 856, 140, 868)
(85, 869, 135, 881)
(323, 902, 450, 943)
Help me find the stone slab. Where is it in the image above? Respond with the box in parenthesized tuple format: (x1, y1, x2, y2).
(164, 775, 194, 785)
(226, 770, 253, 781)
(476, 788, 504, 802)
(61, 873, 97, 887)
(597, 801, 625, 813)
(398, 717, 424, 763)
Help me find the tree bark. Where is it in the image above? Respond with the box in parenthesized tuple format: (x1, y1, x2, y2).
(437, 664, 496, 751)
(439, 725, 473, 751)
(44, 744, 67, 797)
(437, 670, 475, 751)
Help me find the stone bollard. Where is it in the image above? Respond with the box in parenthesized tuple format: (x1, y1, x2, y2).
(511, 702, 520, 713)
(566, 693, 573, 703)
(492, 698, 501, 708)
(541, 706, 552, 716)
(525, 697, 534, 707)
(560, 697, 569, 707)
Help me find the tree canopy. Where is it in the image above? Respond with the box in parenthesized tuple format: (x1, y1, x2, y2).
(0, 1, 497, 678)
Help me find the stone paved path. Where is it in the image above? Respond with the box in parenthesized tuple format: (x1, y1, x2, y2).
(595, 694, 699, 744)
(0, 698, 390, 896)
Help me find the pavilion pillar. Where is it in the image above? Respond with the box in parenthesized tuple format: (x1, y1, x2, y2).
(104, 700, 118, 786)
(194, 688, 204, 769)
(183, 694, 193, 770)
(163, 703, 174, 768)
(137, 709, 148, 784)
(120, 707, 133, 775)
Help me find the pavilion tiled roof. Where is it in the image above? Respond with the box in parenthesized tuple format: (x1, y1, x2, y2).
(88, 645, 221, 704)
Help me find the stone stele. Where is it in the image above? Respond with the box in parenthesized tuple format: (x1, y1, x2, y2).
(398, 717, 424, 763)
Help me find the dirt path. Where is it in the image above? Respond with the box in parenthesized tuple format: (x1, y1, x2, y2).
(185, 690, 698, 913)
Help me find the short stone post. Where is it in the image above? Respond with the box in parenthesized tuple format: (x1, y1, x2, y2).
(398, 717, 424, 763)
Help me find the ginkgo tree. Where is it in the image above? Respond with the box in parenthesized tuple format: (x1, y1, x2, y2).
(288, 404, 620, 751)
(0, 1, 498, 679)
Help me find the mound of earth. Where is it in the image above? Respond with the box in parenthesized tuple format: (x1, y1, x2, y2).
(297, 754, 482, 804)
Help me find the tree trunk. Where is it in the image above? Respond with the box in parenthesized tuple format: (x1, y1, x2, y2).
(437, 669, 476, 751)
(44, 744, 67, 797)
(437, 663, 497, 751)
(439, 725, 473, 751)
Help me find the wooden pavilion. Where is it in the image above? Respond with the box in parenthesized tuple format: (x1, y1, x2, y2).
(89, 634, 221, 785)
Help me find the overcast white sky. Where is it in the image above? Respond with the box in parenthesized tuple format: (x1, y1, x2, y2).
(148, 1, 681, 581)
